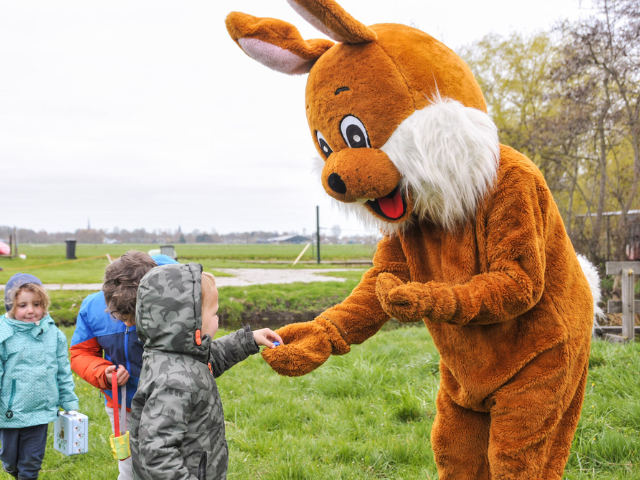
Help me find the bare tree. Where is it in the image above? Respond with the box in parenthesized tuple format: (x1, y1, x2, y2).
(556, 0, 640, 260)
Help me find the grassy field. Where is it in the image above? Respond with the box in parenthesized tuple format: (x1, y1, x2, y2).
(0, 243, 376, 284)
(216, 270, 366, 329)
(1, 242, 639, 478)
(0, 270, 366, 329)
(1, 327, 638, 479)
(0, 244, 370, 329)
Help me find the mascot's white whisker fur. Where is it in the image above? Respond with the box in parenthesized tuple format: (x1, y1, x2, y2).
(315, 96, 500, 235)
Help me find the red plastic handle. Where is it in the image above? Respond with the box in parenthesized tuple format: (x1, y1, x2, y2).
(112, 370, 120, 437)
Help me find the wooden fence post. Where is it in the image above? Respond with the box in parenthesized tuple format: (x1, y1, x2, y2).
(605, 262, 640, 343)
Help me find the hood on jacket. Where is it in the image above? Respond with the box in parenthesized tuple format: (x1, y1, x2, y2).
(0, 314, 54, 342)
(135, 263, 210, 362)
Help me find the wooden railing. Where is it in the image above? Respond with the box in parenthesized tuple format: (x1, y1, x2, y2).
(603, 262, 640, 343)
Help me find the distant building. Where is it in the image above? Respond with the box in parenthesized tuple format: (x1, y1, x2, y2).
(267, 235, 311, 244)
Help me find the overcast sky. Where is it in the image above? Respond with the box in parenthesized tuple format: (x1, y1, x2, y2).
(0, 0, 590, 236)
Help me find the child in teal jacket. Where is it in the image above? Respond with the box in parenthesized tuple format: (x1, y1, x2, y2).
(0, 273, 79, 480)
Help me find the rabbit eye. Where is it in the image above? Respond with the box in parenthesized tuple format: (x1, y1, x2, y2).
(340, 115, 370, 149)
(316, 131, 333, 158)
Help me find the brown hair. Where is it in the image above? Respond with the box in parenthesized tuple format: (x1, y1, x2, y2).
(201, 272, 218, 311)
(7, 283, 50, 319)
(103, 251, 157, 321)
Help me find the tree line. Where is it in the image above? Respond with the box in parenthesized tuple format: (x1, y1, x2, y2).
(0, 225, 379, 246)
(0, 225, 279, 245)
(460, 0, 639, 263)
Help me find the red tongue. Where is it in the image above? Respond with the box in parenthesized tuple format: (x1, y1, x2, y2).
(377, 190, 404, 219)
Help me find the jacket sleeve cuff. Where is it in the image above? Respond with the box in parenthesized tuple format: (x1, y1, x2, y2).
(96, 367, 110, 389)
(62, 401, 80, 412)
(241, 324, 260, 356)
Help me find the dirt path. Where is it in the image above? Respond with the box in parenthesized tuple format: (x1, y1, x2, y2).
(0, 268, 352, 291)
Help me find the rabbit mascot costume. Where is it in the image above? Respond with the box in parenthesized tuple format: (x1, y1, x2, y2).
(225, 1, 598, 478)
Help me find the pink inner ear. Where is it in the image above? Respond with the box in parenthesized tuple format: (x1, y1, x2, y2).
(286, 0, 348, 43)
(238, 37, 313, 75)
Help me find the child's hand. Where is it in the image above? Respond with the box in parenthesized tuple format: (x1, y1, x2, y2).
(105, 365, 130, 386)
(253, 328, 284, 349)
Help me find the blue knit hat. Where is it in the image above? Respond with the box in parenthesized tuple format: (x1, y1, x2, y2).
(4, 273, 43, 312)
(151, 254, 179, 266)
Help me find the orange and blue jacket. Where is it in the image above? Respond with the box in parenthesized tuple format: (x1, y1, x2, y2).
(70, 255, 178, 409)
(70, 291, 141, 410)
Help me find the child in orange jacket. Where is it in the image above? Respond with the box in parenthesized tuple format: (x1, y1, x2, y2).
(70, 251, 177, 480)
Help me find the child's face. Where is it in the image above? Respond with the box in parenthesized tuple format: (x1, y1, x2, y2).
(201, 284, 219, 339)
(13, 290, 45, 323)
(120, 313, 135, 328)
(110, 310, 135, 327)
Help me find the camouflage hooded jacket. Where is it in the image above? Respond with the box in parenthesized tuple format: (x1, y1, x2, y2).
(130, 263, 259, 480)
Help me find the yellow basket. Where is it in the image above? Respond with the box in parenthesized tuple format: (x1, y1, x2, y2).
(109, 370, 131, 461)
(109, 431, 131, 460)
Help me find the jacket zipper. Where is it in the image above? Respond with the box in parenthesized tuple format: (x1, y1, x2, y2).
(5, 379, 16, 419)
(124, 326, 131, 374)
(198, 451, 207, 480)
(123, 326, 131, 408)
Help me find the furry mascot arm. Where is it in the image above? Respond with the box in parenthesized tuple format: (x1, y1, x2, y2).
(262, 234, 410, 376)
(377, 160, 547, 326)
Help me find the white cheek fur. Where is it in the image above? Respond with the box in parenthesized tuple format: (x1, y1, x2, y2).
(381, 95, 500, 231)
(312, 95, 500, 235)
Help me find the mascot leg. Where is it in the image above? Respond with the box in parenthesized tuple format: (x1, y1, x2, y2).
(538, 365, 589, 478)
(431, 388, 491, 480)
(432, 335, 589, 479)
(487, 340, 590, 479)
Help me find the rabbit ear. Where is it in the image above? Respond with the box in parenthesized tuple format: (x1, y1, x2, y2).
(287, 0, 377, 44)
(226, 12, 335, 75)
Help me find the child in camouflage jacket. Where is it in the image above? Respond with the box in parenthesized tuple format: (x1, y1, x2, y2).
(129, 263, 282, 480)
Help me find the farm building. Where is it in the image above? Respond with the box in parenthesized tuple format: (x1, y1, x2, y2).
(267, 235, 311, 244)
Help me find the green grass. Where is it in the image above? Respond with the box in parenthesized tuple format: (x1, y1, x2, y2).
(0, 244, 375, 284)
(0, 271, 367, 329)
(1, 243, 638, 478)
(565, 342, 640, 478)
(217, 271, 365, 328)
(211, 269, 234, 277)
(47, 290, 99, 325)
(1, 327, 638, 479)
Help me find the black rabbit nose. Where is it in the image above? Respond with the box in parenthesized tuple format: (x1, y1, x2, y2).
(328, 173, 347, 194)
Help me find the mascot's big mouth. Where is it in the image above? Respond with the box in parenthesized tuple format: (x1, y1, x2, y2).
(366, 186, 406, 220)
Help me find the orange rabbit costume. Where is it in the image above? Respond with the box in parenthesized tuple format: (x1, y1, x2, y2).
(226, 1, 596, 478)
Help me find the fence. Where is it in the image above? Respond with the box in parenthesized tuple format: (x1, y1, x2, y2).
(601, 261, 640, 343)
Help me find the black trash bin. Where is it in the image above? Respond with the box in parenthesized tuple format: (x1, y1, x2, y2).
(65, 239, 77, 260)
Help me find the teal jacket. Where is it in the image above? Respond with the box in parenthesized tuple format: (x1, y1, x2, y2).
(0, 314, 79, 428)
